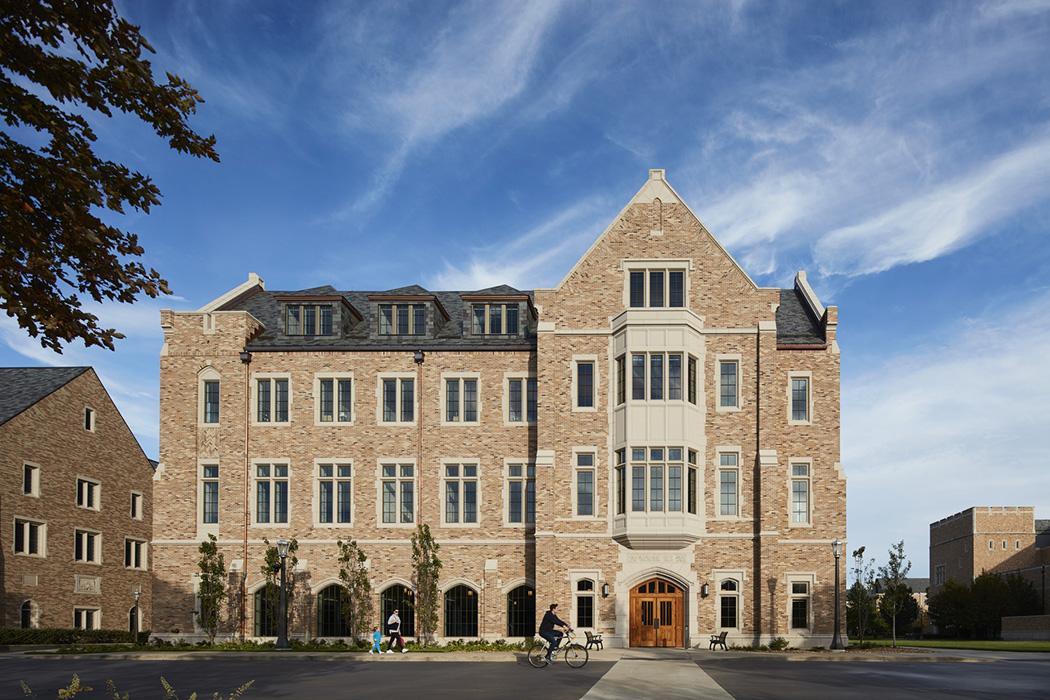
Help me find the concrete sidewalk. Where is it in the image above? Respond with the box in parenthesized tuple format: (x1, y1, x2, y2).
(14, 647, 634, 663)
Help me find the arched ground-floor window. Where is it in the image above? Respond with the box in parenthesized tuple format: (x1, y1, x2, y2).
(317, 585, 351, 637)
(444, 584, 478, 638)
(129, 605, 139, 633)
(381, 584, 415, 637)
(506, 585, 535, 637)
(21, 600, 36, 629)
(254, 585, 278, 637)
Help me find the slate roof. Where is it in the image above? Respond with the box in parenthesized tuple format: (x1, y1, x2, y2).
(0, 366, 91, 425)
(776, 288, 826, 345)
(1036, 519, 1050, 549)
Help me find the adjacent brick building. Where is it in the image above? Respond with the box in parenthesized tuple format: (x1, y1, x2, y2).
(930, 506, 1050, 613)
(1, 367, 153, 631)
(153, 169, 845, 647)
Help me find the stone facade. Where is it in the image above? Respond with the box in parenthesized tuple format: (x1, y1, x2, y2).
(1, 369, 153, 631)
(153, 169, 845, 647)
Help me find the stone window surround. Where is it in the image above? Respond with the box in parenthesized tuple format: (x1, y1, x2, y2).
(23, 462, 41, 498)
(250, 458, 292, 528)
(76, 475, 101, 511)
(787, 458, 813, 529)
(439, 458, 482, 528)
(124, 536, 148, 570)
(197, 366, 221, 428)
(21, 599, 40, 629)
(502, 458, 535, 528)
(440, 372, 482, 426)
(74, 527, 102, 565)
(502, 372, 537, 426)
(313, 458, 355, 528)
(713, 569, 745, 631)
(786, 572, 816, 632)
(313, 372, 356, 426)
(714, 354, 744, 413)
(568, 569, 602, 631)
(74, 606, 102, 630)
(375, 458, 417, 529)
(251, 372, 293, 426)
(713, 446, 743, 521)
(83, 405, 96, 432)
(628, 351, 694, 404)
(787, 371, 814, 425)
(375, 372, 417, 426)
(12, 516, 47, 558)
(620, 258, 693, 309)
(570, 447, 600, 520)
(197, 460, 220, 534)
(571, 355, 599, 412)
(130, 490, 144, 520)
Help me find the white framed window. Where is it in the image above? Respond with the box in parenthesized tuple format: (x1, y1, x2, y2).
(315, 461, 353, 526)
(442, 373, 480, 424)
(715, 356, 742, 411)
(200, 463, 219, 525)
(74, 528, 101, 564)
(717, 451, 740, 518)
(124, 538, 147, 570)
(130, 491, 144, 520)
(442, 461, 479, 526)
(573, 451, 597, 518)
(253, 462, 290, 525)
(377, 374, 415, 424)
(572, 356, 598, 411)
(74, 607, 101, 630)
(505, 373, 537, 424)
(628, 353, 691, 402)
(83, 406, 96, 432)
(22, 463, 40, 497)
(788, 575, 815, 630)
(314, 373, 354, 425)
(378, 461, 416, 526)
(624, 262, 689, 309)
(788, 372, 812, 424)
(13, 518, 46, 557)
(715, 574, 743, 630)
(504, 461, 536, 526)
(76, 477, 100, 511)
(471, 303, 520, 336)
(199, 368, 220, 426)
(628, 447, 686, 513)
(790, 462, 811, 526)
(253, 373, 291, 425)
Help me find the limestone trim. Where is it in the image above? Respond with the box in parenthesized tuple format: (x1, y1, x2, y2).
(83, 405, 96, 432)
(123, 536, 149, 570)
(501, 458, 535, 528)
(570, 354, 599, 413)
(713, 569, 746, 632)
(197, 366, 221, 428)
(713, 353, 744, 413)
(376, 577, 414, 593)
(250, 372, 293, 427)
(73, 527, 102, 565)
(154, 537, 535, 546)
(22, 461, 41, 498)
(502, 371, 536, 426)
(12, 515, 48, 558)
(196, 459, 220, 538)
(568, 568, 602, 632)
(375, 457, 418, 529)
(75, 474, 101, 511)
(786, 457, 814, 530)
(249, 457, 292, 528)
(787, 371, 814, 426)
(196, 272, 264, 313)
(785, 572, 818, 635)
(793, 271, 826, 320)
(499, 577, 536, 594)
(438, 457, 482, 529)
(312, 458, 355, 529)
(312, 372, 356, 426)
(712, 445, 743, 521)
(569, 446, 601, 520)
(439, 371, 483, 426)
(619, 258, 693, 310)
(439, 576, 481, 594)
(309, 576, 344, 595)
(375, 372, 417, 426)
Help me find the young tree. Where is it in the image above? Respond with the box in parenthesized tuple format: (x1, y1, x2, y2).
(196, 534, 226, 643)
(847, 546, 877, 642)
(261, 538, 299, 637)
(878, 582, 919, 635)
(877, 540, 912, 647)
(411, 524, 442, 644)
(337, 539, 374, 642)
(0, 0, 219, 352)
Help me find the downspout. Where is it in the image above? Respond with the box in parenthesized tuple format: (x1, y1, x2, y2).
(239, 349, 253, 641)
(754, 329, 763, 645)
(413, 349, 425, 640)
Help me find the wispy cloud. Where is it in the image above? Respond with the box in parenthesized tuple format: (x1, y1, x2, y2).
(844, 291, 1050, 573)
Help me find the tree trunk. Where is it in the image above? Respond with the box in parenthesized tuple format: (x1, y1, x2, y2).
(892, 611, 897, 648)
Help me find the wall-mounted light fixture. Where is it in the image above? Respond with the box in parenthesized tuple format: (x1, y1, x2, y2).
(413, 349, 426, 364)
(701, 583, 710, 598)
(601, 583, 610, 598)
(239, 350, 252, 364)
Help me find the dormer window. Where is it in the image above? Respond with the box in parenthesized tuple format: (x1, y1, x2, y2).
(626, 264, 687, 308)
(285, 304, 333, 336)
(379, 304, 426, 336)
(471, 303, 519, 335)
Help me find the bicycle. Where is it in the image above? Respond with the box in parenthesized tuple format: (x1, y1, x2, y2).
(527, 630, 589, 668)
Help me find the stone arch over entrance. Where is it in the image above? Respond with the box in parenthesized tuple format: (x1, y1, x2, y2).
(629, 574, 686, 648)
(615, 548, 700, 648)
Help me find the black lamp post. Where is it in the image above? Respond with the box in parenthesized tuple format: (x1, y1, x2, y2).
(831, 538, 845, 650)
(276, 538, 290, 649)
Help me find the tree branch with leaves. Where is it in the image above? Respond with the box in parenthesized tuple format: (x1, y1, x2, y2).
(878, 539, 912, 648)
(337, 539, 374, 642)
(196, 534, 226, 644)
(411, 524, 441, 644)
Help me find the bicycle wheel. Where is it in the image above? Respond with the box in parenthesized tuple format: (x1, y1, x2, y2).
(527, 641, 549, 668)
(563, 644, 588, 668)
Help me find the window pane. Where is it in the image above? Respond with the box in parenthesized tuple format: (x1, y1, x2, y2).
(397, 305, 409, 335)
(650, 465, 663, 511)
(632, 355, 645, 400)
(319, 379, 333, 422)
(687, 467, 697, 514)
(509, 481, 522, 523)
(472, 305, 485, 334)
(650, 354, 663, 400)
(791, 598, 808, 629)
(319, 305, 333, 335)
(688, 357, 697, 404)
(400, 481, 414, 523)
(668, 465, 682, 511)
(274, 481, 288, 523)
(303, 304, 316, 335)
(338, 480, 352, 523)
(506, 306, 519, 335)
(720, 470, 738, 516)
(446, 379, 460, 422)
(720, 596, 737, 628)
(577, 470, 593, 516)
(204, 380, 220, 423)
(383, 379, 396, 421)
(445, 481, 459, 523)
(629, 271, 645, 307)
(319, 481, 333, 523)
(576, 595, 594, 628)
(669, 271, 684, 307)
(489, 304, 503, 334)
(616, 356, 626, 405)
(615, 465, 625, 515)
(649, 270, 664, 307)
(632, 466, 645, 511)
(463, 379, 477, 421)
(791, 378, 809, 421)
(257, 481, 270, 523)
(257, 379, 270, 422)
(577, 362, 594, 408)
(526, 477, 535, 523)
(204, 482, 219, 524)
(382, 482, 396, 523)
(286, 305, 301, 335)
(337, 379, 352, 421)
(401, 379, 414, 422)
(668, 354, 682, 400)
(463, 481, 477, 523)
(274, 379, 288, 422)
(720, 362, 738, 407)
(380, 305, 393, 335)
(527, 378, 537, 422)
(792, 480, 809, 523)
(413, 304, 425, 335)
(508, 379, 522, 422)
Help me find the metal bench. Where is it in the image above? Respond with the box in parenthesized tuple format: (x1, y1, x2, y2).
(584, 631, 604, 650)
(709, 630, 728, 650)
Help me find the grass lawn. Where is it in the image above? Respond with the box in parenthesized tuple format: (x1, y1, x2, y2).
(863, 639, 1050, 653)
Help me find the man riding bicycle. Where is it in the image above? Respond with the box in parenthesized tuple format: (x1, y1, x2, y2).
(538, 603, 572, 664)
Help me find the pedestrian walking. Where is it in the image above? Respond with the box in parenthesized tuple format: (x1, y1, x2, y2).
(386, 609, 408, 653)
(369, 626, 382, 654)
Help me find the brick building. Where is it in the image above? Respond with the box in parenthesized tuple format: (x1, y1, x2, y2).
(153, 169, 845, 648)
(930, 506, 1050, 613)
(1, 367, 154, 631)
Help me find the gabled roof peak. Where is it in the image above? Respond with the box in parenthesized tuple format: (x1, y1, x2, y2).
(377, 284, 430, 296)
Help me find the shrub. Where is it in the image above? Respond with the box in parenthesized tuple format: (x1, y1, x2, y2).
(0, 628, 149, 645)
(768, 637, 789, 651)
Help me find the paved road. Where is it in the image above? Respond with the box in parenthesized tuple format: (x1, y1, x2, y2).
(694, 653, 1050, 700)
(2, 656, 615, 699)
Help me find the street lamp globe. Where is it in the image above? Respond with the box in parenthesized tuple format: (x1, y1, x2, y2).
(276, 538, 290, 559)
(832, 538, 842, 559)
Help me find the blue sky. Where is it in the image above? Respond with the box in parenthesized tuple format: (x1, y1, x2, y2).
(3, 0, 1050, 576)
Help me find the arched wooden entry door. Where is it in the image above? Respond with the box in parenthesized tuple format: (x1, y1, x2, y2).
(629, 577, 684, 648)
